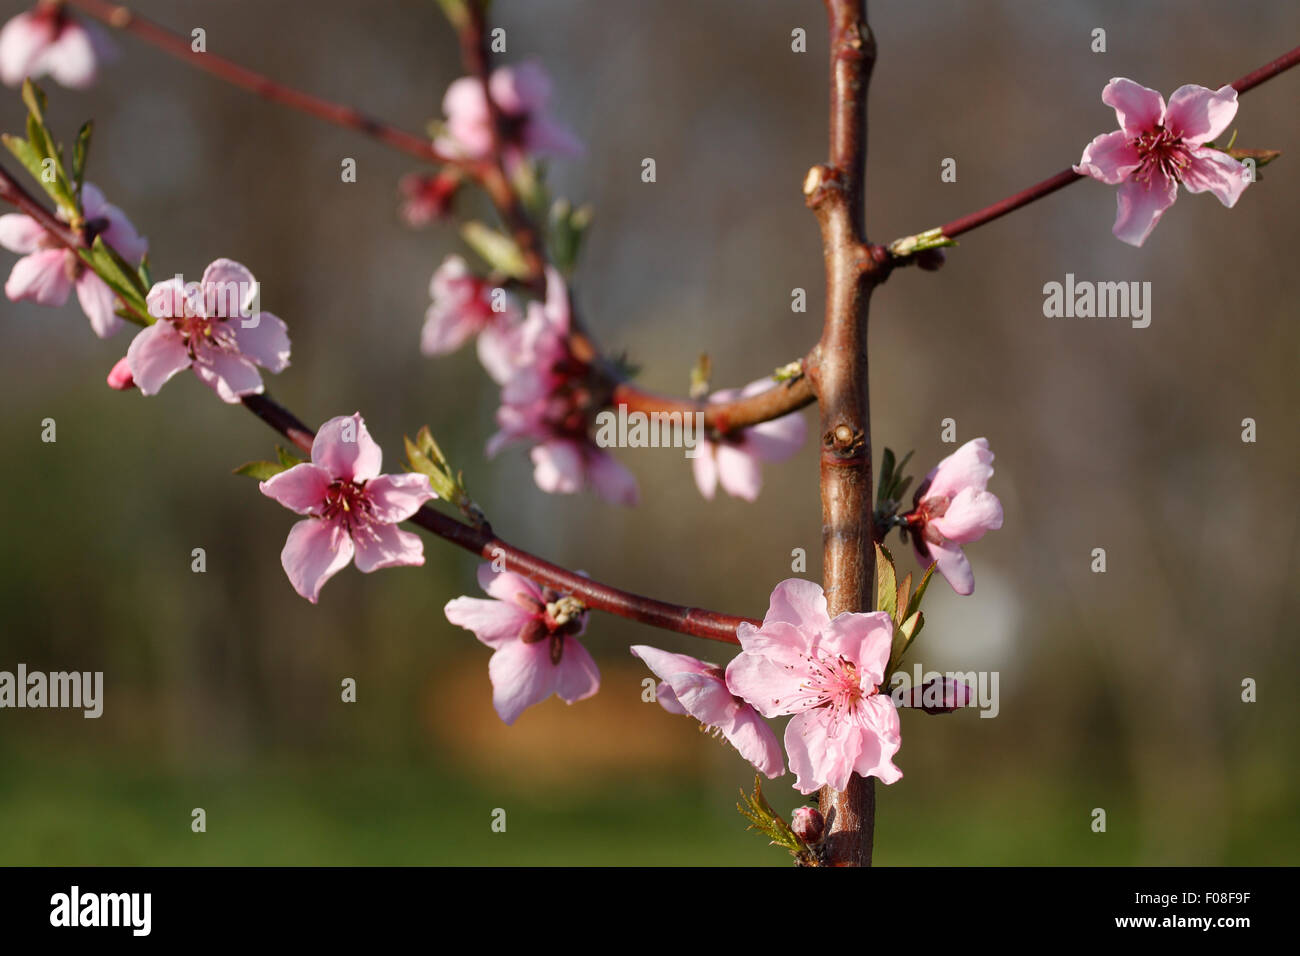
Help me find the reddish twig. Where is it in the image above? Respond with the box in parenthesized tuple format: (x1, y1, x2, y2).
(240, 396, 751, 643)
(0, 164, 84, 248)
(64, 0, 467, 170)
(889, 42, 1300, 253)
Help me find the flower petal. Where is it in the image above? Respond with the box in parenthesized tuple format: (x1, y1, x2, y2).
(715, 443, 763, 501)
(692, 443, 719, 500)
(929, 537, 975, 596)
(725, 646, 807, 718)
(785, 709, 850, 794)
(931, 487, 1003, 543)
(586, 449, 640, 505)
(851, 695, 903, 784)
(192, 348, 264, 403)
(200, 258, 257, 319)
(554, 636, 601, 705)
(232, 311, 291, 372)
(530, 439, 584, 494)
(445, 596, 535, 649)
(280, 518, 355, 604)
(1163, 83, 1238, 145)
(125, 320, 190, 395)
(763, 577, 831, 632)
(5, 249, 72, 306)
(0, 213, 48, 254)
(74, 271, 123, 338)
(1074, 129, 1142, 184)
(487, 638, 560, 724)
(259, 462, 331, 515)
(820, 611, 894, 686)
(352, 521, 424, 573)
(312, 413, 384, 483)
(924, 437, 994, 502)
(1101, 77, 1165, 136)
(1112, 171, 1178, 247)
(364, 472, 436, 522)
(1182, 146, 1252, 208)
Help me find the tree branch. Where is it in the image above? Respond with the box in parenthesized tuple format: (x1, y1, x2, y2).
(807, 0, 887, 867)
(0, 167, 755, 645)
(888, 42, 1300, 254)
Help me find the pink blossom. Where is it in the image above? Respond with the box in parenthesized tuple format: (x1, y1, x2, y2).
(0, 6, 114, 89)
(445, 564, 600, 724)
(693, 379, 806, 501)
(725, 578, 902, 794)
(1075, 78, 1251, 246)
(398, 170, 460, 228)
(438, 60, 582, 166)
(906, 437, 1003, 596)
(0, 183, 147, 338)
(791, 806, 824, 844)
(105, 355, 133, 390)
(420, 255, 520, 383)
(630, 644, 785, 778)
(126, 259, 290, 403)
(487, 267, 639, 505)
(260, 414, 436, 603)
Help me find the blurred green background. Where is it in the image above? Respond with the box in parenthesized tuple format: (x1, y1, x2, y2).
(1, 0, 1296, 864)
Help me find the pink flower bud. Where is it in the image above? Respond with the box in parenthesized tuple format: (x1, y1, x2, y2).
(106, 356, 135, 390)
(792, 806, 825, 844)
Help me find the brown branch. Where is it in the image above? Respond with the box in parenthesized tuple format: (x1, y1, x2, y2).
(240, 396, 751, 643)
(806, 0, 886, 868)
(0, 164, 84, 249)
(63, 0, 468, 170)
(889, 42, 1300, 254)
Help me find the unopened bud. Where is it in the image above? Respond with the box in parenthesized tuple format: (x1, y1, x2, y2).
(106, 357, 135, 391)
(791, 806, 824, 844)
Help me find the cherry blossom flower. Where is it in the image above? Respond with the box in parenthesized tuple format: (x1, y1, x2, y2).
(421, 255, 520, 383)
(126, 259, 290, 403)
(725, 578, 902, 794)
(0, 5, 114, 89)
(0, 182, 147, 338)
(692, 379, 806, 501)
(260, 414, 436, 603)
(630, 645, 785, 778)
(1075, 78, 1251, 246)
(438, 60, 582, 166)
(487, 267, 639, 505)
(445, 564, 600, 724)
(905, 438, 1003, 596)
(398, 170, 461, 228)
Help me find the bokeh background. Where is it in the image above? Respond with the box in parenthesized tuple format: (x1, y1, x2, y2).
(1, 0, 1296, 864)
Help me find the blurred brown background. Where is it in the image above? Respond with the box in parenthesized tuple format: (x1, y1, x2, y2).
(0, 0, 1295, 864)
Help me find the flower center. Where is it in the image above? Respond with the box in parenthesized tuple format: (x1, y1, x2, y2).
(1133, 127, 1193, 185)
(320, 479, 372, 530)
(789, 650, 878, 731)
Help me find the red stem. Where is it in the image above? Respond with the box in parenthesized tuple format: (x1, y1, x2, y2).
(912, 42, 1300, 248)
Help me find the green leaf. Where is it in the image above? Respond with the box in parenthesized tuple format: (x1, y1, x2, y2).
(78, 236, 149, 319)
(72, 120, 92, 196)
(460, 221, 530, 279)
(878, 447, 896, 503)
(737, 775, 813, 863)
(889, 610, 925, 673)
(232, 460, 290, 481)
(276, 446, 305, 468)
(903, 561, 936, 623)
(20, 79, 46, 126)
(2, 134, 48, 187)
(896, 571, 912, 625)
(875, 542, 898, 623)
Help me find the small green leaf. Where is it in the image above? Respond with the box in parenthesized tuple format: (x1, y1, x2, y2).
(78, 236, 149, 320)
(875, 542, 898, 623)
(896, 571, 912, 625)
(878, 447, 896, 502)
(276, 446, 305, 468)
(737, 775, 814, 863)
(72, 120, 92, 196)
(889, 610, 924, 674)
(2, 134, 48, 187)
(20, 79, 47, 125)
(460, 221, 530, 279)
(903, 561, 935, 623)
(233, 460, 289, 481)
